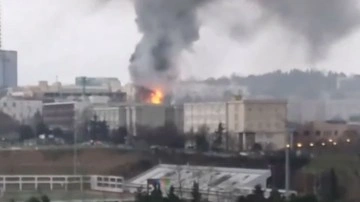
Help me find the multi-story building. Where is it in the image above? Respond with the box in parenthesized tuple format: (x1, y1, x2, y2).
(42, 101, 90, 131)
(227, 99, 287, 151)
(125, 104, 168, 136)
(183, 102, 227, 133)
(93, 106, 126, 130)
(93, 104, 184, 135)
(0, 96, 42, 124)
(0, 50, 17, 88)
(184, 97, 287, 151)
(6, 80, 126, 102)
(293, 121, 360, 146)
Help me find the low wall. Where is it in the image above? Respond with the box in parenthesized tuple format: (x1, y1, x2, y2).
(0, 175, 124, 193)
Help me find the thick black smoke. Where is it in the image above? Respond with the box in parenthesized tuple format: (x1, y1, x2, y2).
(129, 0, 360, 91)
(129, 0, 207, 91)
(253, 0, 360, 63)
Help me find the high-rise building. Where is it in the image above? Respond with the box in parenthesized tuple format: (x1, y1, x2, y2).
(0, 50, 17, 88)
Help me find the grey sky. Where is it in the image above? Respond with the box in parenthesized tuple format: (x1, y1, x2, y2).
(3, 0, 360, 85)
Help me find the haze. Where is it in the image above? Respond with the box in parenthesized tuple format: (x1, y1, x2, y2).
(3, 0, 360, 85)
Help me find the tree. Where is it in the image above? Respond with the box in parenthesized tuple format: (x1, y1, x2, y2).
(247, 184, 265, 202)
(252, 143, 263, 152)
(0, 111, 19, 135)
(26, 197, 40, 202)
(88, 115, 109, 141)
(329, 168, 341, 200)
(110, 126, 127, 144)
(35, 122, 50, 136)
(195, 134, 209, 152)
(52, 127, 64, 139)
(150, 184, 163, 202)
(213, 123, 224, 150)
(268, 188, 283, 202)
(191, 182, 201, 202)
(167, 186, 180, 202)
(40, 195, 50, 202)
(18, 124, 35, 141)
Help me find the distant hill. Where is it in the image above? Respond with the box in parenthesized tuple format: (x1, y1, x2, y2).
(200, 69, 347, 99)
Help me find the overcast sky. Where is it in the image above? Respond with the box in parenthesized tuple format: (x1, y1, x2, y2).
(3, 0, 360, 85)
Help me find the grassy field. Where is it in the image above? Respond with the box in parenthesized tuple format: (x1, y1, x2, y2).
(302, 153, 360, 200)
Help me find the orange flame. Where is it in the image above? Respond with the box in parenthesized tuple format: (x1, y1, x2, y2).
(149, 89, 164, 105)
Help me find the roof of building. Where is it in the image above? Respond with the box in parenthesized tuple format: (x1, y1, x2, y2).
(128, 164, 271, 193)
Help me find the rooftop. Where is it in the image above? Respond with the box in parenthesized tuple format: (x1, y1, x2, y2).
(128, 164, 271, 194)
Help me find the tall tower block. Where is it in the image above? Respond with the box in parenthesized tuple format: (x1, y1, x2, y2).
(0, 0, 18, 89)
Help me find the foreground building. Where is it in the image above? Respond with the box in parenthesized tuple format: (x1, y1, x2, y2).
(184, 97, 287, 151)
(128, 164, 295, 202)
(93, 103, 184, 135)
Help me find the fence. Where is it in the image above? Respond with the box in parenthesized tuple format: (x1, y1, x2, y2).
(0, 175, 124, 193)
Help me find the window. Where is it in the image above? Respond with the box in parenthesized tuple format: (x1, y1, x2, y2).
(304, 131, 310, 136)
(316, 130, 321, 136)
(234, 113, 239, 121)
(334, 130, 338, 136)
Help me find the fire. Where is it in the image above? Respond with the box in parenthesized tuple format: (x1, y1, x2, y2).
(149, 89, 164, 104)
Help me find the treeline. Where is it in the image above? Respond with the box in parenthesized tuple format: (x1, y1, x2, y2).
(135, 182, 318, 202)
(200, 69, 345, 99)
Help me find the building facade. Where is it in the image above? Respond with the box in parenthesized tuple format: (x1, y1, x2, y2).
(0, 96, 42, 124)
(184, 98, 287, 151)
(42, 101, 90, 131)
(0, 50, 17, 88)
(293, 121, 359, 146)
(183, 102, 227, 133)
(227, 99, 287, 151)
(93, 106, 126, 130)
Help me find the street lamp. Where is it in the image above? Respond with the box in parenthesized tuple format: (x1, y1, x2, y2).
(309, 142, 314, 147)
(296, 143, 302, 148)
(346, 138, 351, 143)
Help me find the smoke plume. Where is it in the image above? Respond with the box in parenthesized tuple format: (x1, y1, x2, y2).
(129, 0, 208, 92)
(252, 0, 360, 63)
(130, 0, 360, 91)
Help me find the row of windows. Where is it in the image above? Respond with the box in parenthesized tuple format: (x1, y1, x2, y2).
(295, 130, 341, 136)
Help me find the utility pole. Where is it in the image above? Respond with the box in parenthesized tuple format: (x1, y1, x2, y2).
(285, 128, 293, 200)
(73, 124, 78, 175)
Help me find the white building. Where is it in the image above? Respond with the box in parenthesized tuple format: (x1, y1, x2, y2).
(126, 104, 168, 136)
(0, 96, 42, 124)
(227, 99, 287, 151)
(0, 50, 17, 88)
(183, 102, 227, 133)
(128, 164, 297, 202)
(93, 106, 126, 130)
(184, 98, 287, 151)
(93, 104, 184, 135)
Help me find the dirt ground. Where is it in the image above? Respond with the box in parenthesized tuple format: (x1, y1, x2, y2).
(0, 148, 149, 177)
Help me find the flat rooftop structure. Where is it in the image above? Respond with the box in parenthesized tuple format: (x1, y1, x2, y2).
(128, 164, 271, 194)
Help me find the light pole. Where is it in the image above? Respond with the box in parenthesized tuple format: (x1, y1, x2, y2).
(285, 128, 294, 200)
(73, 128, 77, 175)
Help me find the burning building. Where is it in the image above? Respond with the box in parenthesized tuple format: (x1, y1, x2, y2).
(134, 85, 172, 105)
